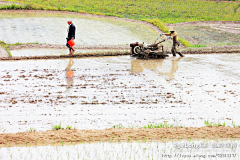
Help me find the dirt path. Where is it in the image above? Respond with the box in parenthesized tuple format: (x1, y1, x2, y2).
(8, 44, 130, 50)
(1, 45, 239, 61)
(0, 127, 239, 147)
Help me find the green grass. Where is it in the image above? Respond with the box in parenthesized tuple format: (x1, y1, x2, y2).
(53, 123, 62, 130)
(112, 123, 124, 129)
(112, 120, 238, 129)
(2, 0, 239, 23)
(66, 125, 72, 130)
(112, 122, 183, 129)
(52, 123, 75, 130)
(143, 122, 182, 129)
(204, 120, 226, 127)
(1, 0, 239, 48)
(0, 41, 12, 57)
(0, 127, 6, 133)
(0, 41, 39, 57)
(26, 128, 36, 132)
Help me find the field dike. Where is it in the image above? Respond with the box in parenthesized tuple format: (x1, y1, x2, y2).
(0, 44, 240, 61)
(0, 127, 240, 147)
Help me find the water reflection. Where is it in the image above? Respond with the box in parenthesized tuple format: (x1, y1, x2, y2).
(65, 59, 74, 91)
(0, 11, 159, 45)
(131, 57, 182, 80)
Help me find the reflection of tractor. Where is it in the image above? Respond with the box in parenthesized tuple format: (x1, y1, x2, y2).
(130, 57, 183, 80)
(130, 38, 168, 59)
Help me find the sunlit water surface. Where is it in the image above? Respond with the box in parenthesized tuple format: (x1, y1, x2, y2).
(0, 11, 159, 45)
(0, 54, 240, 133)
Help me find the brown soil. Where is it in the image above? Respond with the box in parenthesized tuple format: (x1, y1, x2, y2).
(0, 127, 239, 147)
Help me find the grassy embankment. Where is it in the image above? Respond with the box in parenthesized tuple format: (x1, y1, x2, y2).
(0, 0, 239, 48)
(0, 41, 12, 56)
(0, 41, 39, 57)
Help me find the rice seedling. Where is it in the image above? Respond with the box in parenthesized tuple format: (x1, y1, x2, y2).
(112, 123, 124, 129)
(0, 127, 6, 133)
(143, 122, 175, 129)
(52, 123, 62, 130)
(66, 125, 72, 130)
(26, 128, 36, 132)
(204, 120, 226, 127)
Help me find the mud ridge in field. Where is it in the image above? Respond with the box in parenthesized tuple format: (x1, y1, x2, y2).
(0, 127, 239, 147)
(1, 45, 240, 61)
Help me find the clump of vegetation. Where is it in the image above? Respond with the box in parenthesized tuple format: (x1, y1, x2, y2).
(145, 19, 169, 33)
(0, 41, 39, 57)
(143, 122, 182, 129)
(26, 128, 36, 132)
(178, 38, 192, 47)
(204, 120, 226, 127)
(66, 125, 72, 130)
(52, 123, 74, 130)
(53, 123, 62, 130)
(0, 41, 11, 57)
(112, 123, 124, 129)
(0, 127, 6, 133)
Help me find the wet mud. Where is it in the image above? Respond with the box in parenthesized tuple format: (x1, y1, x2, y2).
(0, 55, 240, 134)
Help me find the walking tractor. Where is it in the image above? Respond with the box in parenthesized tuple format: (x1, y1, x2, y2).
(130, 35, 169, 59)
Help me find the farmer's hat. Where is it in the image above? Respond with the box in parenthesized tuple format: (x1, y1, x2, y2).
(169, 27, 175, 32)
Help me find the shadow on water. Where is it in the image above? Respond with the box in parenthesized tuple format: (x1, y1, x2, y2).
(130, 57, 183, 81)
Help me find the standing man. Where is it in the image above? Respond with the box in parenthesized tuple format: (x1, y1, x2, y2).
(66, 19, 76, 55)
(163, 29, 184, 57)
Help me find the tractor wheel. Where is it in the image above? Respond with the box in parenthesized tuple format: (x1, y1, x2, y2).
(133, 46, 141, 54)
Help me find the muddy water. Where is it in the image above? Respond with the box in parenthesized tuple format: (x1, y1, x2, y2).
(0, 11, 158, 45)
(0, 54, 240, 133)
(0, 140, 239, 160)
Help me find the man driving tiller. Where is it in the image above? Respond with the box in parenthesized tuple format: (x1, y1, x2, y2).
(162, 28, 184, 57)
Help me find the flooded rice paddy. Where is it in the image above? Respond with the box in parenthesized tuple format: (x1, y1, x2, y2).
(0, 54, 240, 133)
(0, 9, 240, 160)
(0, 140, 239, 160)
(0, 11, 158, 45)
(174, 25, 240, 46)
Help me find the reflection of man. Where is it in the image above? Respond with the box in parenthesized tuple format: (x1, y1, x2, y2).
(66, 59, 74, 90)
(164, 57, 182, 80)
(163, 28, 184, 57)
(66, 19, 76, 55)
(130, 57, 182, 80)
